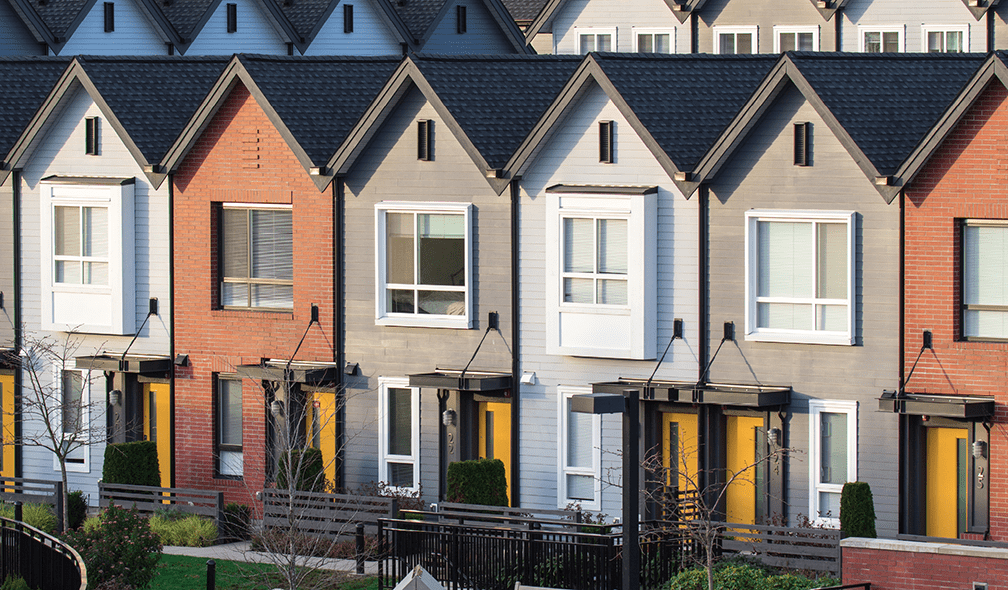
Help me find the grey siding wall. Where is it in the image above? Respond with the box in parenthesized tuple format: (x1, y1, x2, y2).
(421, 0, 516, 53)
(185, 0, 288, 54)
(0, 0, 42, 55)
(341, 86, 514, 503)
(706, 84, 900, 535)
(840, 0, 984, 52)
(516, 83, 699, 516)
(302, 0, 402, 55)
(18, 84, 171, 503)
(0, 180, 13, 349)
(696, 0, 837, 53)
(549, 0, 689, 54)
(59, 0, 168, 55)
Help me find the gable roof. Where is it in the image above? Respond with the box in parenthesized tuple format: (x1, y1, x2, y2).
(138, 0, 296, 54)
(276, 0, 412, 53)
(331, 53, 581, 194)
(500, 0, 544, 25)
(4, 0, 98, 50)
(671, 0, 848, 23)
(163, 54, 402, 191)
(7, 56, 228, 187)
(0, 57, 72, 184)
(390, 0, 529, 52)
(961, 0, 1000, 20)
(696, 52, 987, 202)
(508, 53, 776, 195)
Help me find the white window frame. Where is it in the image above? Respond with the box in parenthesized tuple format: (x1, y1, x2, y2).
(546, 191, 656, 359)
(374, 202, 473, 329)
(744, 210, 856, 346)
(52, 367, 93, 474)
(632, 27, 675, 54)
(921, 24, 969, 53)
(378, 378, 420, 493)
(713, 25, 758, 54)
(40, 180, 134, 335)
(557, 387, 602, 511)
(858, 25, 904, 52)
(572, 27, 617, 54)
(773, 25, 819, 53)
(220, 202, 294, 311)
(808, 399, 857, 527)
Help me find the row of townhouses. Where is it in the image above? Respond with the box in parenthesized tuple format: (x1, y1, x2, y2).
(0, 49, 1007, 547)
(8, 0, 1008, 57)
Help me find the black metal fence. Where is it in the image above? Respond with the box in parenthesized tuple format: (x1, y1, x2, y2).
(0, 515, 86, 590)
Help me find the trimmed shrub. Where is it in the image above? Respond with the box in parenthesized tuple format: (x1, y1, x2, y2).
(0, 503, 57, 534)
(840, 481, 877, 538)
(63, 504, 161, 590)
(0, 575, 30, 590)
(276, 447, 326, 492)
(665, 565, 840, 590)
(102, 441, 160, 487)
(220, 502, 251, 541)
(82, 516, 100, 533)
(446, 458, 507, 506)
(149, 514, 216, 547)
(68, 490, 88, 530)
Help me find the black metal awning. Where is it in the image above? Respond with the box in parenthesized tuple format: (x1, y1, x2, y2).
(236, 360, 339, 385)
(878, 390, 995, 419)
(75, 353, 172, 375)
(545, 184, 659, 195)
(409, 370, 512, 393)
(593, 379, 791, 408)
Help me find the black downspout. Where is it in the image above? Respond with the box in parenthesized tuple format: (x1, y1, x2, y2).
(690, 13, 699, 53)
(509, 178, 520, 508)
(12, 171, 22, 478)
(697, 185, 709, 502)
(168, 174, 176, 487)
(834, 12, 842, 51)
(334, 179, 345, 489)
(898, 189, 908, 534)
(988, 10, 995, 53)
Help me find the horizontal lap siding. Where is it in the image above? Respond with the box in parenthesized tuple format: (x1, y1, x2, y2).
(697, 0, 837, 53)
(0, 0, 42, 55)
(904, 82, 1008, 540)
(59, 0, 167, 55)
(341, 87, 513, 503)
(551, 0, 689, 54)
(841, 0, 985, 52)
(707, 84, 899, 535)
(184, 0, 288, 55)
(302, 0, 402, 55)
(421, 0, 515, 53)
(172, 83, 335, 509)
(517, 84, 699, 516)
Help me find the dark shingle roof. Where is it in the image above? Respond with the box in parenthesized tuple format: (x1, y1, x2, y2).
(790, 52, 987, 175)
(500, 0, 545, 22)
(413, 54, 582, 169)
(157, 0, 218, 41)
(390, 0, 442, 40)
(77, 56, 229, 162)
(276, 0, 333, 41)
(0, 57, 70, 156)
(22, 0, 91, 39)
(238, 55, 402, 164)
(594, 53, 778, 171)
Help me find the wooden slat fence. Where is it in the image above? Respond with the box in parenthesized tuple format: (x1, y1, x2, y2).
(714, 521, 842, 576)
(261, 489, 397, 539)
(99, 482, 224, 527)
(0, 477, 63, 531)
(412, 502, 598, 532)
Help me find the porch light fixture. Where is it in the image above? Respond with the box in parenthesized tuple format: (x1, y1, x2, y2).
(442, 408, 456, 427)
(109, 389, 121, 406)
(520, 372, 536, 385)
(974, 441, 987, 460)
(174, 354, 189, 367)
(344, 362, 359, 376)
(270, 400, 284, 418)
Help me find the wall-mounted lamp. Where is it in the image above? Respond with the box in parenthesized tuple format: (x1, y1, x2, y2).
(311, 303, 319, 324)
(488, 311, 499, 331)
(767, 427, 782, 448)
(974, 440, 987, 460)
(270, 400, 285, 418)
(344, 362, 359, 376)
(174, 354, 189, 367)
(442, 408, 456, 427)
(923, 330, 932, 350)
(109, 390, 121, 406)
(673, 318, 683, 340)
(520, 372, 536, 385)
(149, 297, 159, 316)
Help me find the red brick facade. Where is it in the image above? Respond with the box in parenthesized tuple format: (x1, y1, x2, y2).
(172, 82, 336, 508)
(904, 80, 1008, 540)
(843, 541, 1008, 589)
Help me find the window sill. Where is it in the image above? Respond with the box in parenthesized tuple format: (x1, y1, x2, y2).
(376, 315, 471, 330)
(559, 303, 631, 316)
(745, 331, 853, 346)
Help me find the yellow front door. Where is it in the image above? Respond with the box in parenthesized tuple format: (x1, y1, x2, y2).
(926, 426, 969, 538)
(306, 391, 338, 489)
(663, 412, 698, 493)
(726, 415, 764, 525)
(143, 383, 172, 489)
(478, 401, 511, 505)
(0, 373, 14, 479)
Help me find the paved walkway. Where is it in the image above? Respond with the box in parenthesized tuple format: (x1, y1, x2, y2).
(163, 541, 379, 574)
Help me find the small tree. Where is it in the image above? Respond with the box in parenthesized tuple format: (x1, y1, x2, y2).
(839, 481, 876, 538)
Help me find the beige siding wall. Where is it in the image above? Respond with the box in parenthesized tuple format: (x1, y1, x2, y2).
(841, 0, 984, 52)
(697, 0, 837, 54)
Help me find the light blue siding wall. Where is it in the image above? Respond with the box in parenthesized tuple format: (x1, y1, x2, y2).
(185, 0, 288, 55)
(18, 84, 172, 503)
(59, 0, 168, 55)
(302, 0, 401, 55)
(421, 0, 515, 53)
(517, 83, 699, 517)
(0, 0, 42, 55)
(841, 0, 984, 52)
(550, 0, 689, 54)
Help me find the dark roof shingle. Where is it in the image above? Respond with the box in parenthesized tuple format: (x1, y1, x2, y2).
(0, 57, 70, 156)
(24, 0, 91, 39)
(157, 0, 220, 41)
(500, 0, 545, 22)
(390, 0, 443, 40)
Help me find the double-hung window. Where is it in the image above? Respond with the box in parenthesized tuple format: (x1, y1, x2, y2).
(922, 25, 967, 53)
(860, 26, 903, 52)
(375, 202, 472, 329)
(633, 28, 673, 53)
(216, 376, 243, 478)
(774, 26, 817, 52)
(562, 217, 628, 306)
(54, 204, 108, 286)
(745, 210, 855, 345)
(714, 26, 757, 54)
(575, 28, 614, 53)
(558, 388, 601, 510)
(962, 221, 1008, 340)
(220, 205, 293, 310)
(809, 400, 857, 526)
(378, 379, 419, 491)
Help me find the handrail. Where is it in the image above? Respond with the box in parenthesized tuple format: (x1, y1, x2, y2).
(0, 516, 87, 590)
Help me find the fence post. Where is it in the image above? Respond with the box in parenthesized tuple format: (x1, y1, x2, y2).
(206, 559, 215, 590)
(390, 497, 399, 519)
(14, 502, 21, 526)
(215, 492, 225, 533)
(377, 520, 384, 590)
(55, 484, 65, 533)
(356, 523, 365, 575)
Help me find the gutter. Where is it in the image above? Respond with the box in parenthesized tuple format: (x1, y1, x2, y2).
(510, 177, 520, 507)
(12, 171, 22, 478)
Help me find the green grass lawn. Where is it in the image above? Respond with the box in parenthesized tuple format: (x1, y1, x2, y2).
(149, 554, 380, 590)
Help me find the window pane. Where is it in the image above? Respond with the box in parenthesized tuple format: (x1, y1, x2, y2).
(864, 31, 880, 52)
(82, 207, 107, 258)
(567, 399, 592, 468)
(757, 302, 813, 330)
(564, 218, 594, 273)
(758, 221, 814, 298)
(964, 226, 1008, 306)
(388, 289, 415, 313)
(817, 304, 847, 332)
(221, 282, 249, 307)
(798, 32, 814, 51)
(882, 31, 899, 52)
(779, 32, 795, 52)
(62, 371, 83, 434)
(564, 278, 593, 304)
(820, 412, 847, 484)
(817, 222, 847, 299)
(567, 474, 594, 501)
(736, 33, 752, 54)
(597, 278, 628, 305)
(927, 31, 943, 52)
(388, 462, 413, 488)
(580, 34, 594, 54)
(719, 33, 735, 54)
(55, 206, 80, 257)
(84, 262, 108, 285)
(597, 219, 628, 275)
(56, 261, 80, 284)
(637, 33, 652, 53)
(219, 380, 242, 446)
(252, 284, 294, 309)
(418, 290, 465, 315)
(222, 209, 249, 279)
(819, 491, 841, 519)
(251, 210, 292, 281)
(655, 34, 670, 53)
(946, 31, 962, 53)
(418, 214, 464, 286)
(596, 34, 611, 51)
(386, 213, 414, 285)
(220, 451, 243, 477)
(965, 310, 1008, 339)
(388, 388, 411, 456)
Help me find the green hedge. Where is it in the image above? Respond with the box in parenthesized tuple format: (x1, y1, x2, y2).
(446, 458, 507, 506)
(667, 564, 840, 590)
(102, 441, 160, 487)
(840, 481, 877, 538)
(276, 447, 326, 492)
